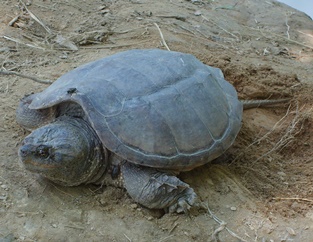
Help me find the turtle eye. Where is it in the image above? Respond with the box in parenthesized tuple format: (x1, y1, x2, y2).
(36, 145, 50, 159)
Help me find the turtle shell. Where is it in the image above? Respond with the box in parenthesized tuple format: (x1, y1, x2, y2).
(29, 49, 243, 171)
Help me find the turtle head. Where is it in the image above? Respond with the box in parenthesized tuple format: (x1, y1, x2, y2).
(18, 117, 107, 186)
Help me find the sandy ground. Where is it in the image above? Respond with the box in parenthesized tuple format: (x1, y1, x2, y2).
(0, 0, 313, 241)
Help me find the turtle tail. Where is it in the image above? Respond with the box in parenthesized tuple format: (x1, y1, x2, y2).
(241, 98, 290, 110)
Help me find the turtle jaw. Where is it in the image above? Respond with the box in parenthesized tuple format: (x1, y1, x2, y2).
(19, 143, 61, 172)
(18, 141, 75, 185)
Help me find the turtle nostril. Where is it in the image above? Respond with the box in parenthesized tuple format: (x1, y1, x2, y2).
(19, 145, 30, 157)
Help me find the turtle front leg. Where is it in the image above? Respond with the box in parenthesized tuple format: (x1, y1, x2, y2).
(121, 162, 196, 213)
(16, 94, 57, 131)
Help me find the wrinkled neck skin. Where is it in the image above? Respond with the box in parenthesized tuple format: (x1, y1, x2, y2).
(97, 153, 126, 188)
(19, 116, 108, 186)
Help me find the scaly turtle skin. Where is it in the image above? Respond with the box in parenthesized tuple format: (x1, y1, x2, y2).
(17, 49, 242, 213)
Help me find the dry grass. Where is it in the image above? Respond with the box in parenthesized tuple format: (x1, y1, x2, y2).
(232, 101, 306, 167)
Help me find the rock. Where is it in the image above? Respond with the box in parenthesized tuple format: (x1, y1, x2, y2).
(130, 204, 138, 209)
(286, 227, 296, 236)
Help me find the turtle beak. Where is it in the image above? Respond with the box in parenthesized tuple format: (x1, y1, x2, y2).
(19, 143, 35, 158)
(19, 143, 36, 166)
(19, 144, 59, 170)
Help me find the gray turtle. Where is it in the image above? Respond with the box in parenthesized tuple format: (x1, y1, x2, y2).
(16, 49, 284, 213)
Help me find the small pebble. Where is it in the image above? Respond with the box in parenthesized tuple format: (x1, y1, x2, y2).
(277, 171, 286, 176)
(97, 5, 107, 11)
(130, 203, 138, 209)
(286, 227, 296, 236)
(99, 198, 108, 206)
(17, 213, 26, 218)
(1, 185, 8, 190)
(194, 10, 202, 16)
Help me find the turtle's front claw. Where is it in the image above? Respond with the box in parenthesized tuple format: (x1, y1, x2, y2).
(168, 187, 197, 213)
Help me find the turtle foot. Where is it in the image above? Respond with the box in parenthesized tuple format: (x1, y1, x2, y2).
(121, 162, 197, 213)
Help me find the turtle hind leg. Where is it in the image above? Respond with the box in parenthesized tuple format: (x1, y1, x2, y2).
(121, 162, 197, 213)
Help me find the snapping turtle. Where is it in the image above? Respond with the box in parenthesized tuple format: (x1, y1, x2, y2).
(17, 49, 272, 212)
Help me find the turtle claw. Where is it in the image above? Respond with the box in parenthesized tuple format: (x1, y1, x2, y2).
(168, 187, 197, 213)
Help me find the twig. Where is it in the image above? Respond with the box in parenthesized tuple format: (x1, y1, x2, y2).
(3, 35, 47, 50)
(158, 235, 174, 242)
(80, 39, 152, 49)
(177, 25, 197, 36)
(123, 233, 132, 242)
(269, 31, 313, 49)
(50, 183, 75, 198)
(272, 197, 313, 203)
(296, 30, 313, 39)
(201, 15, 239, 41)
(154, 23, 171, 51)
(64, 225, 85, 230)
(285, 13, 290, 39)
(246, 26, 313, 50)
(156, 15, 186, 21)
(19, 0, 52, 34)
(169, 23, 231, 50)
(214, 2, 239, 11)
(0, 70, 52, 84)
(204, 204, 247, 242)
(169, 222, 178, 234)
(211, 220, 226, 241)
(11, 211, 40, 215)
(112, 26, 145, 34)
(8, 16, 20, 26)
